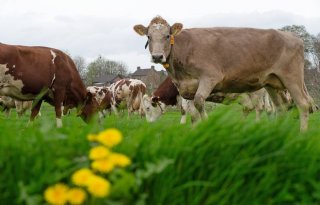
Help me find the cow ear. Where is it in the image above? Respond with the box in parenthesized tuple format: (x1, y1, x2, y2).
(171, 23, 183, 36)
(134, 24, 147, 36)
(151, 96, 160, 103)
(86, 91, 94, 102)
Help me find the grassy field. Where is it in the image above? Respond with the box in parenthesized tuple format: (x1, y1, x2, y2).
(1, 103, 320, 205)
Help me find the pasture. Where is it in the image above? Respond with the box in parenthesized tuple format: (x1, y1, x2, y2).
(1, 103, 320, 205)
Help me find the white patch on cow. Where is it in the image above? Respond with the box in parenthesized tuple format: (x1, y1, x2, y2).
(12, 65, 15, 68)
(0, 64, 25, 96)
(50, 73, 56, 87)
(56, 118, 62, 128)
(152, 23, 164, 30)
(129, 79, 146, 87)
(50, 50, 57, 64)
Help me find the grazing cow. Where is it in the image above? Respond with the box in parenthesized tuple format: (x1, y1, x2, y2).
(87, 85, 116, 118)
(142, 77, 187, 123)
(142, 77, 277, 123)
(134, 16, 313, 131)
(0, 43, 98, 127)
(113, 79, 146, 117)
(0, 96, 33, 117)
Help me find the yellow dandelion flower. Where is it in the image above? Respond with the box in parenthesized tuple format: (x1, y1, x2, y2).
(109, 153, 131, 167)
(87, 175, 111, 198)
(96, 128, 123, 147)
(67, 188, 87, 205)
(71, 168, 94, 187)
(91, 159, 115, 173)
(44, 183, 68, 205)
(89, 146, 110, 160)
(87, 134, 98, 142)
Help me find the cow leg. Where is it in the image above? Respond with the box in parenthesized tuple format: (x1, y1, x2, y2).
(55, 104, 63, 128)
(255, 108, 261, 121)
(281, 83, 310, 131)
(303, 83, 318, 113)
(30, 100, 42, 123)
(15, 101, 24, 117)
(193, 78, 216, 121)
(187, 100, 202, 124)
(264, 87, 287, 114)
(254, 96, 263, 122)
(180, 98, 189, 124)
(127, 97, 133, 119)
(98, 111, 104, 119)
(53, 90, 66, 128)
(4, 107, 10, 117)
(111, 104, 118, 116)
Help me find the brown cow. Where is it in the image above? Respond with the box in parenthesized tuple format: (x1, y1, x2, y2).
(0, 43, 98, 127)
(134, 16, 313, 131)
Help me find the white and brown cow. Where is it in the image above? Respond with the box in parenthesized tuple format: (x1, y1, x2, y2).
(134, 16, 314, 131)
(142, 77, 277, 123)
(113, 79, 146, 117)
(86, 85, 117, 118)
(0, 43, 98, 127)
(0, 96, 33, 117)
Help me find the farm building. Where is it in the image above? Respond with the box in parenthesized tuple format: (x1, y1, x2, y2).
(92, 74, 124, 87)
(130, 66, 167, 94)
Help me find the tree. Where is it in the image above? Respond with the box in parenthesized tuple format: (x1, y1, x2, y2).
(72, 55, 87, 80)
(311, 34, 320, 71)
(86, 55, 128, 85)
(280, 25, 318, 69)
(280, 25, 313, 53)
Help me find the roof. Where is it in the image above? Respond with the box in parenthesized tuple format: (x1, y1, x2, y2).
(93, 74, 122, 83)
(131, 68, 154, 76)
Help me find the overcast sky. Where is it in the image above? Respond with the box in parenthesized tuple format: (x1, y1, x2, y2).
(1, 0, 319, 72)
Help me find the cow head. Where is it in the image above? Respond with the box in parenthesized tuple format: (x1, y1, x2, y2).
(78, 92, 99, 123)
(134, 16, 183, 63)
(142, 94, 165, 122)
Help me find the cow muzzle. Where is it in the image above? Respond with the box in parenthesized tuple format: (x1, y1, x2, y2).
(151, 54, 166, 63)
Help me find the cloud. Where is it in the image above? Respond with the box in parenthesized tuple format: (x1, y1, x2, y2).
(185, 11, 320, 34)
(0, 9, 319, 72)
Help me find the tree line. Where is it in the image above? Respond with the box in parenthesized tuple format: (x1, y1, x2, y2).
(72, 55, 128, 86)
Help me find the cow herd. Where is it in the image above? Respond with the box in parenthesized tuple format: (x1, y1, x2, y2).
(86, 78, 146, 119)
(0, 15, 317, 131)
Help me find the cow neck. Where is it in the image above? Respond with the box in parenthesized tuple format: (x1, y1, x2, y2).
(162, 43, 174, 70)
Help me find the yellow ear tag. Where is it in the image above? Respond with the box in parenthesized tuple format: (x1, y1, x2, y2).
(162, 63, 170, 69)
(170, 35, 174, 45)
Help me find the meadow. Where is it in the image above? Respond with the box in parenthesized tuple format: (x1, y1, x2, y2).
(1, 103, 320, 205)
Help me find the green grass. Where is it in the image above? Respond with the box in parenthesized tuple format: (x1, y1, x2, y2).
(1, 103, 320, 205)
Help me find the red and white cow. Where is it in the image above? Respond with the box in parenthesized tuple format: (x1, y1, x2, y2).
(87, 85, 117, 118)
(0, 43, 98, 127)
(113, 79, 146, 117)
